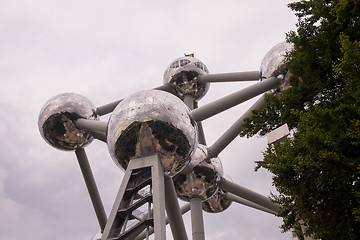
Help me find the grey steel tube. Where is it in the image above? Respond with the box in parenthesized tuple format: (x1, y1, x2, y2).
(93, 132, 107, 143)
(223, 192, 277, 215)
(95, 84, 173, 116)
(198, 71, 260, 83)
(194, 101, 207, 145)
(75, 119, 107, 134)
(190, 198, 205, 240)
(164, 178, 188, 240)
(75, 148, 107, 232)
(153, 83, 174, 93)
(207, 95, 266, 158)
(197, 122, 207, 145)
(218, 178, 280, 213)
(191, 77, 280, 122)
(183, 95, 195, 110)
(96, 100, 122, 116)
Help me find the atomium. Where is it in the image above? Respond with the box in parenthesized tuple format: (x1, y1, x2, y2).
(173, 144, 223, 201)
(38, 93, 98, 151)
(107, 89, 198, 176)
(39, 41, 293, 240)
(163, 56, 210, 101)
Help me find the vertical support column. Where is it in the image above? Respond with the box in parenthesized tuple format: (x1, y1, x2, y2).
(183, 94, 195, 110)
(164, 177, 188, 240)
(75, 147, 107, 232)
(151, 156, 167, 240)
(194, 101, 207, 145)
(190, 198, 205, 240)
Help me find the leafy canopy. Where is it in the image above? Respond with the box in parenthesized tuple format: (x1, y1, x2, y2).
(241, 0, 360, 239)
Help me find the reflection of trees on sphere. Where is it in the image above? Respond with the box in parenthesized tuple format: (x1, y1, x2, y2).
(107, 90, 198, 176)
(42, 112, 87, 150)
(173, 145, 223, 201)
(114, 120, 191, 173)
(38, 93, 98, 151)
(163, 56, 210, 101)
(202, 189, 232, 213)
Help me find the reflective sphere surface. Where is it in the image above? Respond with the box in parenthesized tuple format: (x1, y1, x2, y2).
(173, 144, 223, 201)
(202, 176, 232, 213)
(107, 90, 198, 176)
(260, 41, 293, 92)
(163, 56, 210, 101)
(38, 93, 98, 151)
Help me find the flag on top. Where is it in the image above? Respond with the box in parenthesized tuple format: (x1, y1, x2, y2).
(184, 53, 194, 57)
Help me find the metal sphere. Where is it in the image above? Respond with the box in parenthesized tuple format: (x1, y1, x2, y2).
(202, 176, 232, 213)
(107, 90, 198, 176)
(173, 144, 223, 201)
(38, 93, 98, 151)
(260, 41, 293, 92)
(163, 56, 210, 101)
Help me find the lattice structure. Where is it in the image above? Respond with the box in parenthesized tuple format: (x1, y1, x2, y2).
(38, 42, 297, 240)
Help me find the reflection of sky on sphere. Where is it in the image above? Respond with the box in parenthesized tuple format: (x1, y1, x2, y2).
(107, 90, 198, 176)
(38, 93, 98, 151)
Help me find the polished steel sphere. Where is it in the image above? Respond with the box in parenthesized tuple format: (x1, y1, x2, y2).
(260, 41, 293, 92)
(163, 56, 210, 101)
(107, 90, 198, 176)
(202, 176, 232, 213)
(38, 93, 98, 151)
(173, 144, 223, 201)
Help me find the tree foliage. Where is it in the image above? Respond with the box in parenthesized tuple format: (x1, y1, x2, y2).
(241, 0, 360, 239)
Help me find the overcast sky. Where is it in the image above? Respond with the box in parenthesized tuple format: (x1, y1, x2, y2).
(0, 0, 298, 239)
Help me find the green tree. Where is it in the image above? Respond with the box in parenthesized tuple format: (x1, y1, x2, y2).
(241, 0, 360, 239)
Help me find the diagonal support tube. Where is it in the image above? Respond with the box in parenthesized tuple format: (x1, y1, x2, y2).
(93, 132, 107, 143)
(95, 84, 174, 116)
(75, 147, 107, 232)
(207, 95, 266, 158)
(191, 77, 279, 122)
(153, 83, 174, 92)
(96, 100, 122, 116)
(223, 192, 277, 215)
(164, 177, 188, 240)
(218, 178, 280, 214)
(198, 71, 260, 83)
